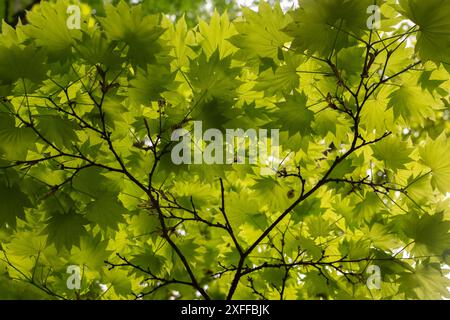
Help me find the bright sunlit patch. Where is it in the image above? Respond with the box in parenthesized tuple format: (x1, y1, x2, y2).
(237, 0, 258, 10)
(176, 229, 187, 236)
(143, 136, 153, 147)
(204, 0, 213, 12)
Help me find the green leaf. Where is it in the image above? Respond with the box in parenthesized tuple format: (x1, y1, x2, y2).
(72, 167, 119, 198)
(5, 231, 47, 257)
(269, 91, 313, 138)
(0, 118, 36, 160)
(402, 212, 450, 256)
(0, 44, 47, 85)
(253, 51, 302, 96)
(298, 236, 322, 260)
(131, 249, 166, 276)
(306, 215, 335, 238)
(24, 1, 81, 60)
(230, 2, 291, 60)
(35, 115, 79, 149)
(285, 0, 374, 57)
(85, 195, 126, 231)
(364, 223, 400, 250)
(188, 50, 241, 101)
(292, 197, 325, 224)
(399, 0, 450, 64)
(419, 134, 450, 194)
(99, 1, 165, 66)
(197, 11, 237, 58)
(129, 64, 175, 105)
(71, 235, 112, 270)
(354, 192, 383, 221)
(226, 190, 260, 229)
(371, 136, 413, 170)
(387, 78, 436, 123)
(399, 264, 450, 299)
(105, 269, 132, 297)
(163, 15, 196, 70)
(76, 32, 123, 69)
(0, 182, 31, 228)
(262, 268, 285, 287)
(43, 210, 88, 251)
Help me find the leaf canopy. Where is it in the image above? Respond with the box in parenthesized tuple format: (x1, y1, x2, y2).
(0, 0, 449, 301)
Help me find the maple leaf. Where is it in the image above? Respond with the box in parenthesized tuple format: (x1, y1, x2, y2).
(43, 210, 88, 251)
(0, 182, 31, 229)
